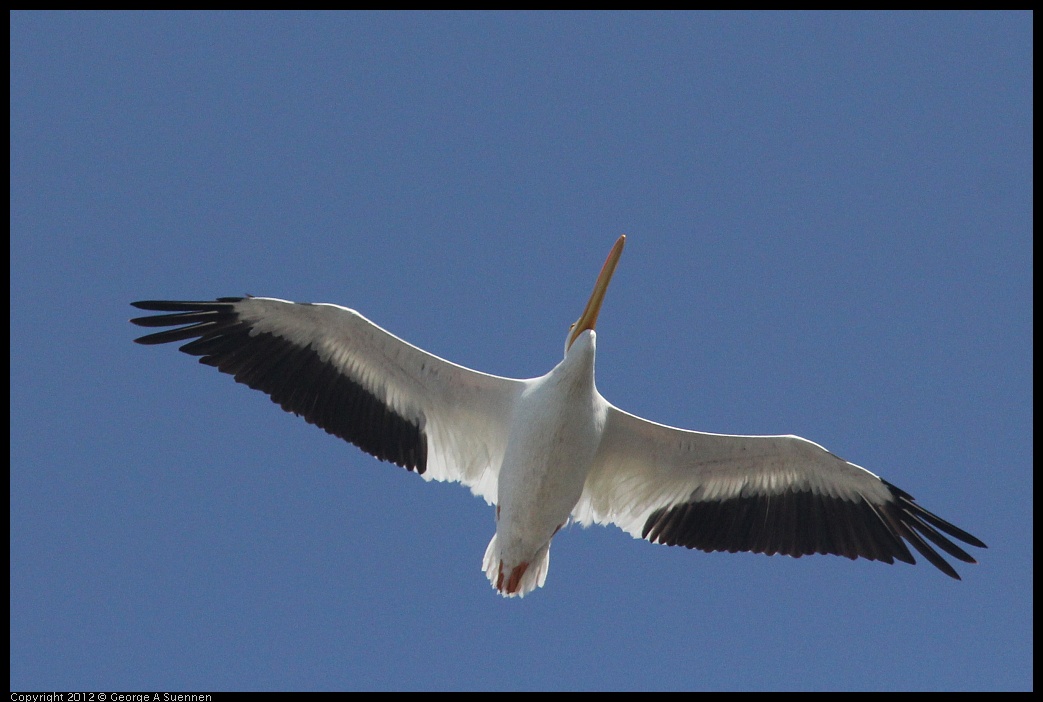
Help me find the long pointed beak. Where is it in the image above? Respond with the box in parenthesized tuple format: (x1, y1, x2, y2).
(567, 234, 626, 349)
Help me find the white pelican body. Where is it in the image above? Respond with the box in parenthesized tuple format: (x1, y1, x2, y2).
(131, 236, 985, 597)
(487, 330, 604, 595)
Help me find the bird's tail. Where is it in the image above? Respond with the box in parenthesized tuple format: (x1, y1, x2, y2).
(482, 534, 550, 598)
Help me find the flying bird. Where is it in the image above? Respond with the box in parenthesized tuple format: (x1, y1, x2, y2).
(131, 235, 985, 596)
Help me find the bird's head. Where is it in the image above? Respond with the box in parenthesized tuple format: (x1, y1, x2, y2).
(564, 235, 625, 357)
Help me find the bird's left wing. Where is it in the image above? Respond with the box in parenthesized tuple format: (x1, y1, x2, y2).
(131, 297, 525, 504)
(573, 403, 986, 578)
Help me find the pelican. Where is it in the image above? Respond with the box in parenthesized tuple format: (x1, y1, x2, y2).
(131, 235, 985, 596)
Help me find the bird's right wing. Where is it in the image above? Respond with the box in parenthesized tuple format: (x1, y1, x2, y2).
(131, 297, 526, 505)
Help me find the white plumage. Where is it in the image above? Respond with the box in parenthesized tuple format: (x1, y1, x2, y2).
(131, 235, 985, 597)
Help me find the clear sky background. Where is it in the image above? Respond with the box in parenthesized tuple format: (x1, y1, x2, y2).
(10, 12, 1031, 692)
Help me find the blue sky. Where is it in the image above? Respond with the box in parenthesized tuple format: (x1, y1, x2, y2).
(10, 12, 1031, 691)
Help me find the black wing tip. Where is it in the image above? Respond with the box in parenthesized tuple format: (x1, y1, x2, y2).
(874, 479, 986, 579)
(130, 299, 247, 344)
(131, 297, 245, 311)
(880, 479, 988, 549)
(643, 478, 986, 580)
